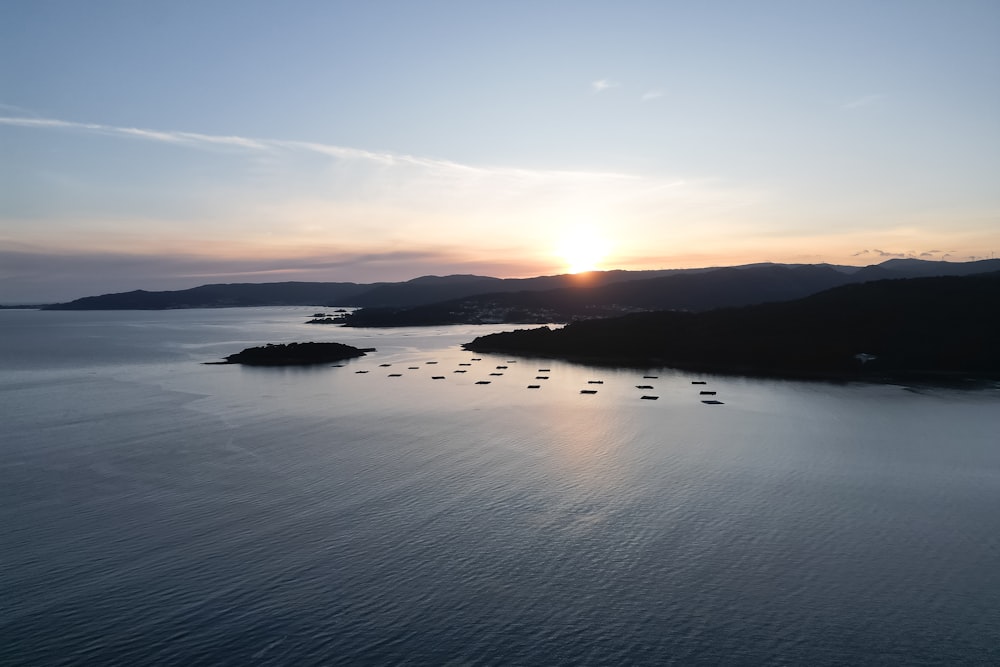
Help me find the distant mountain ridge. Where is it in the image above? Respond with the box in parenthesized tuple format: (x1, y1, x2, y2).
(42, 268, 681, 310)
(340, 259, 1000, 326)
(40, 259, 1000, 316)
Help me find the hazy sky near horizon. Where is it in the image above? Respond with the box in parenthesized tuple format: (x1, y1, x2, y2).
(2, 0, 998, 301)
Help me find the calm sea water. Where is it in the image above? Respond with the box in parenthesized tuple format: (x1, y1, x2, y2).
(2, 307, 999, 666)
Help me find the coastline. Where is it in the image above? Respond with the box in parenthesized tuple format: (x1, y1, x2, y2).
(461, 342, 1000, 388)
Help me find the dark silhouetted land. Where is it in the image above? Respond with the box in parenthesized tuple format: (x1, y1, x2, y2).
(464, 273, 1000, 381)
(218, 342, 369, 366)
(39, 259, 1000, 314)
(340, 259, 1000, 327)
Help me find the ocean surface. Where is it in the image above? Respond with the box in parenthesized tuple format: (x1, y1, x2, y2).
(2, 307, 999, 666)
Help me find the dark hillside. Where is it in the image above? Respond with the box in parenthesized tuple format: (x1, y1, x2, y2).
(343, 264, 857, 326)
(465, 273, 1000, 379)
(43, 282, 370, 310)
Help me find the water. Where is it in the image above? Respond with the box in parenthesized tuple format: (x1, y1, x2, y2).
(2, 308, 999, 665)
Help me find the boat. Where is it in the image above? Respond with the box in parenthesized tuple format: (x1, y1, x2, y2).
(640, 395, 659, 400)
(580, 389, 598, 394)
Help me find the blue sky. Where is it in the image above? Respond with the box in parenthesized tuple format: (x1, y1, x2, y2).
(2, 0, 998, 301)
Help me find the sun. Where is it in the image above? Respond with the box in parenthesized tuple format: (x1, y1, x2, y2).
(557, 230, 609, 274)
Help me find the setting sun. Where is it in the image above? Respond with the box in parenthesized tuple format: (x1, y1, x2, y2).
(557, 230, 610, 274)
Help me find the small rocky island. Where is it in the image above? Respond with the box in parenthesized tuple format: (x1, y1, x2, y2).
(219, 342, 370, 366)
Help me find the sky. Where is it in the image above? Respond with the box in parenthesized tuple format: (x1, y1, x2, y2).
(2, 0, 998, 302)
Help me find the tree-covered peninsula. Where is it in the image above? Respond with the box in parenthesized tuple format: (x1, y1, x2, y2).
(464, 273, 1000, 381)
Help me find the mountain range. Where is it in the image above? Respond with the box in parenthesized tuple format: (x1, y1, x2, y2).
(40, 259, 1000, 324)
(338, 258, 1000, 326)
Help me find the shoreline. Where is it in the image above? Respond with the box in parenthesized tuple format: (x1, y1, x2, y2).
(461, 343, 1000, 388)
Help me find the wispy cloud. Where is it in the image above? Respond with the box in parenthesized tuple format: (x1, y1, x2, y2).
(865, 248, 956, 260)
(591, 79, 619, 94)
(641, 90, 664, 102)
(0, 114, 638, 183)
(0, 116, 269, 150)
(842, 94, 886, 110)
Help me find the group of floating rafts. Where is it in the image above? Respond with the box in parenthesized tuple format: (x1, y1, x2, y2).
(692, 380, 723, 404)
(350, 357, 724, 404)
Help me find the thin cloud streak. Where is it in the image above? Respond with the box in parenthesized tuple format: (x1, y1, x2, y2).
(0, 116, 268, 150)
(0, 114, 636, 183)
